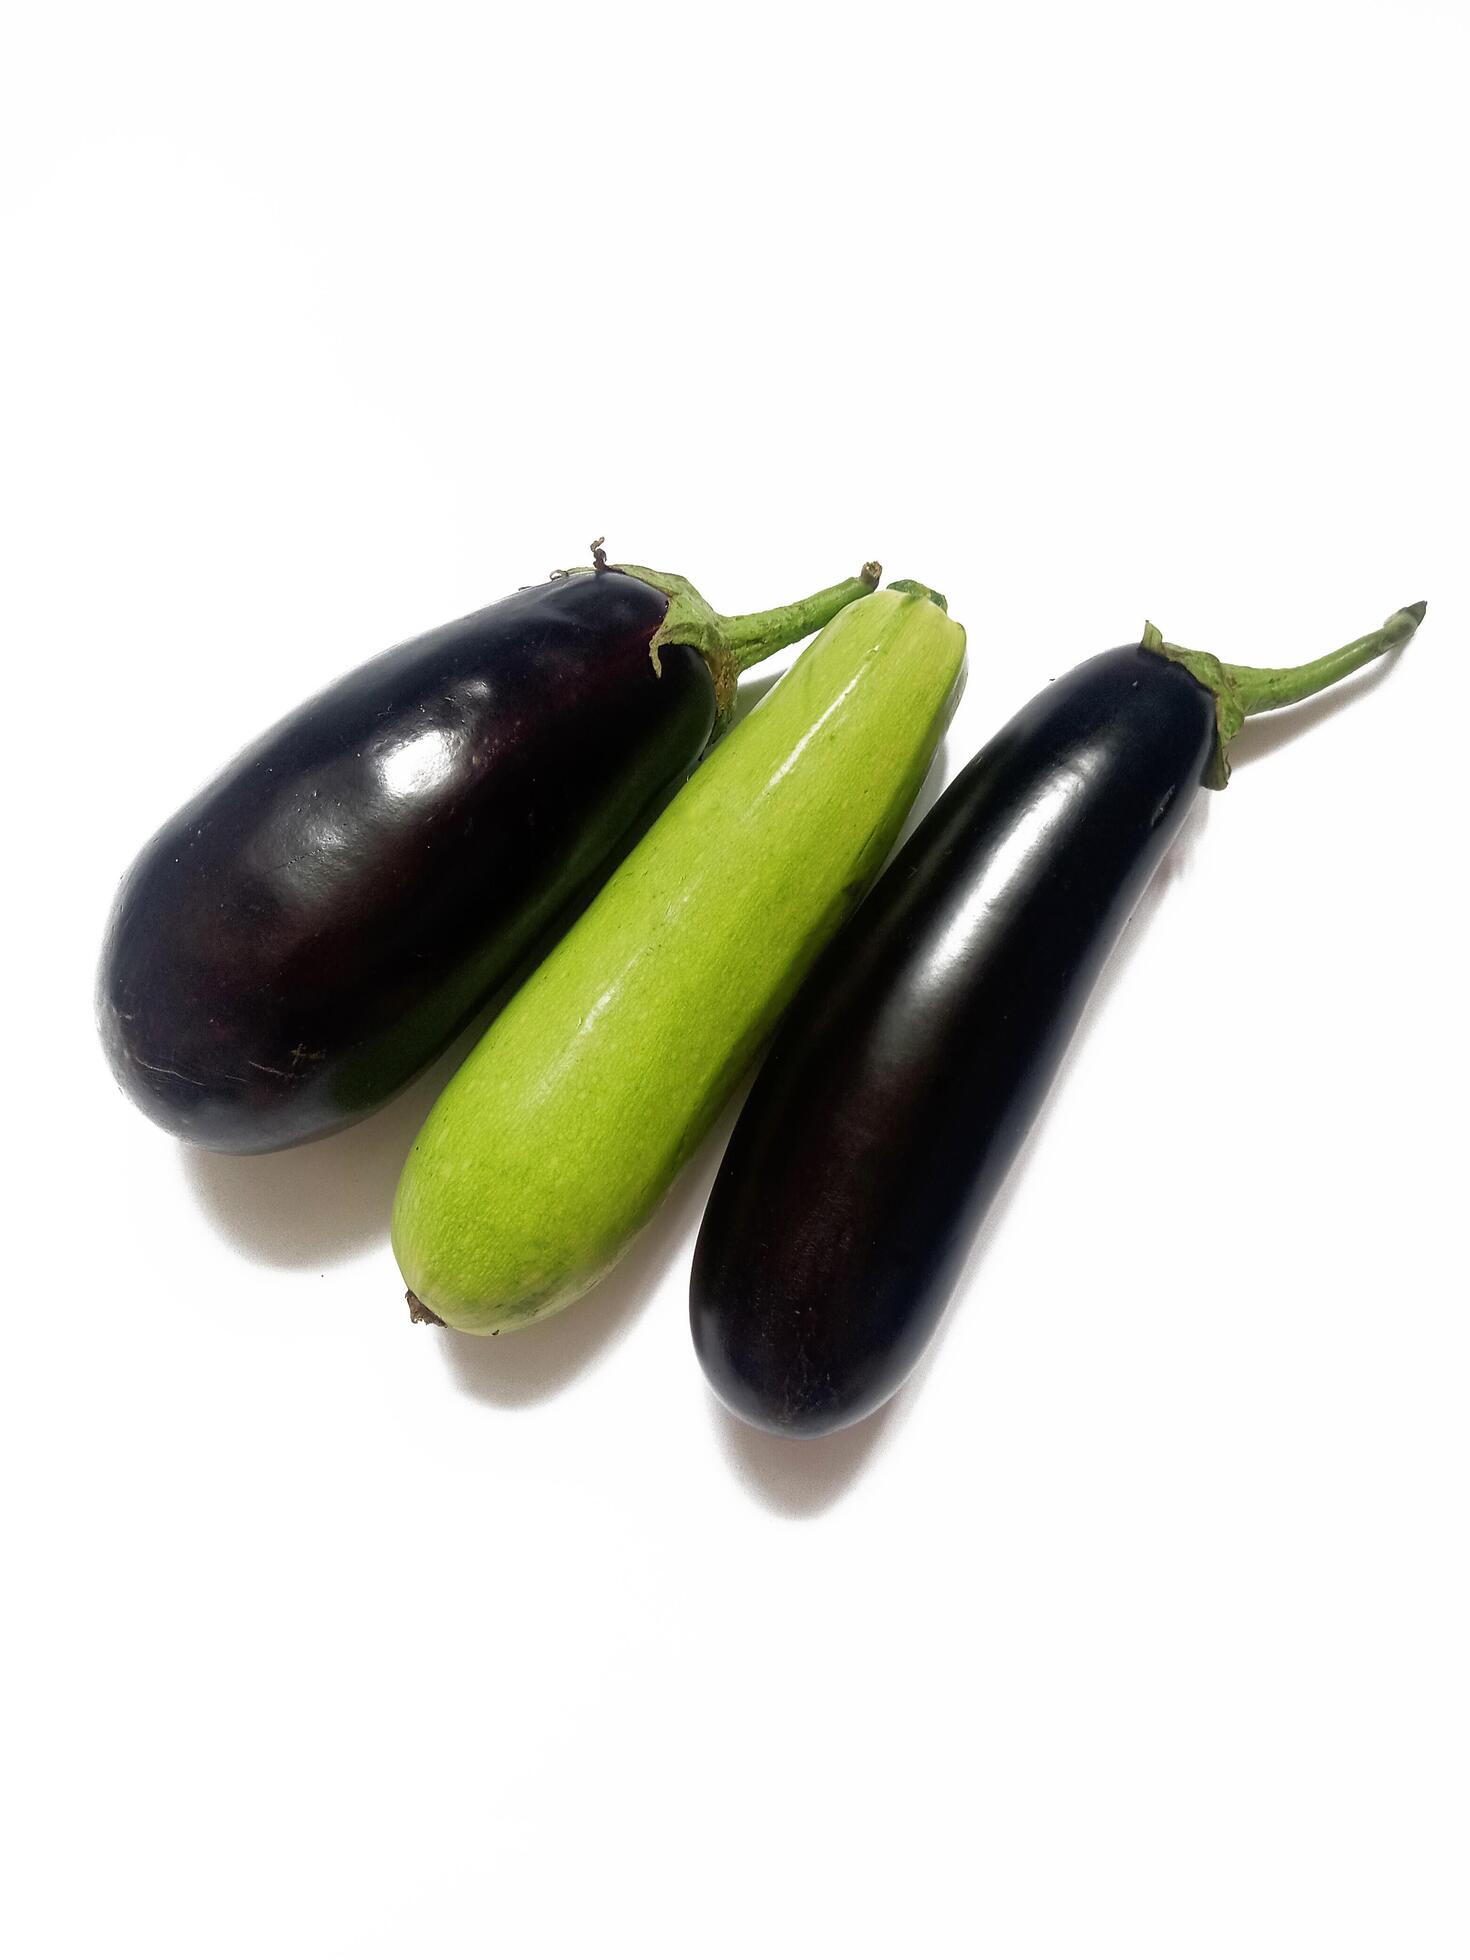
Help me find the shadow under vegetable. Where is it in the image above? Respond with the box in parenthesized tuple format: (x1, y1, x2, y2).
(181, 1027, 480, 1269)
(435, 1115, 739, 1410)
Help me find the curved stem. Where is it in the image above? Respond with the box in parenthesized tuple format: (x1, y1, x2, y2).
(614, 557, 883, 723)
(1149, 601, 1427, 788)
(1224, 602, 1426, 717)
(574, 550, 884, 725)
(717, 562, 883, 676)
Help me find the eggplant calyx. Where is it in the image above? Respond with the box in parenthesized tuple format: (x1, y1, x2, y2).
(1139, 623, 1241, 790)
(1141, 602, 1426, 790)
(637, 559, 883, 725)
(560, 551, 883, 726)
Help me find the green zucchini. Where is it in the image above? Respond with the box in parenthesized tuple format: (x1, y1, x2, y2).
(391, 581, 967, 1331)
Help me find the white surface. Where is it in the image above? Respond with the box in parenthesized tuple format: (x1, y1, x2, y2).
(3, 4, 1467, 1955)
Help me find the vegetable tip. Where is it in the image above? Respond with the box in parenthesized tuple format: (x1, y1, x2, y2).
(886, 579, 949, 613)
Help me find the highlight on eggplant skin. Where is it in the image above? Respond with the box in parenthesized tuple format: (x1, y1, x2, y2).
(690, 604, 1425, 1438)
(98, 570, 712, 1155)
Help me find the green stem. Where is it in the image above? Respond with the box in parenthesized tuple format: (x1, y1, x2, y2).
(1223, 602, 1425, 716)
(610, 555, 883, 724)
(1143, 601, 1426, 789)
(717, 564, 883, 677)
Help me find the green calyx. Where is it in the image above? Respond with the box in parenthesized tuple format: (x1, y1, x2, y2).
(557, 542, 882, 727)
(1141, 601, 1427, 789)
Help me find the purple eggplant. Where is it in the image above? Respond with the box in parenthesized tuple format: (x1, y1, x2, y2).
(691, 602, 1425, 1436)
(99, 549, 878, 1154)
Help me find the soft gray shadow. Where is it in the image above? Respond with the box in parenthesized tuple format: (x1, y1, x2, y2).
(436, 1096, 747, 1409)
(710, 1397, 900, 1519)
(182, 1028, 479, 1269)
(1226, 640, 1406, 771)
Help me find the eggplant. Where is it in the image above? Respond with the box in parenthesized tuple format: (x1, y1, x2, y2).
(99, 548, 878, 1154)
(690, 602, 1426, 1436)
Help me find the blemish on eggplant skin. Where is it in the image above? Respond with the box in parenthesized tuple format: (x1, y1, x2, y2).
(135, 1055, 208, 1089)
(1151, 785, 1177, 828)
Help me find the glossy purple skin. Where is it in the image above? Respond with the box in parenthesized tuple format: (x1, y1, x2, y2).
(99, 570, 715, 1153)
(691, 646, 1217, 1436)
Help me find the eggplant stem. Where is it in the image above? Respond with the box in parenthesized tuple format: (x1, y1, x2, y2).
(1224, 602, 1426, 717)
(717, 563, 883, 678)
(613, 559, 883, 726)
(1146, 602, 1426, 789)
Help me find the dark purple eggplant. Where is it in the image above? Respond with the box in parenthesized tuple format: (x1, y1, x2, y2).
(99, 549, 879, 1154)
(690, 602, 1426, 1436)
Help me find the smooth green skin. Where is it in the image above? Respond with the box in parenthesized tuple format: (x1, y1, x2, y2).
(392, 585, 968, 1331)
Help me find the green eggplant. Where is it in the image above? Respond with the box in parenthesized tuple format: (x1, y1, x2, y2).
(392, 581, 967, 1331)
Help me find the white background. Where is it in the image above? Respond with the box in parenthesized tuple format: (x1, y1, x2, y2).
(3, 4, 1467, 1954)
